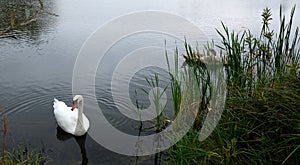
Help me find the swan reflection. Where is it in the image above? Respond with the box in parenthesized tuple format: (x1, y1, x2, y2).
(56, 126, 88, 165)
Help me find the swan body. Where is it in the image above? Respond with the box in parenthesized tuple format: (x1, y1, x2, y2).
(53, 95, 89, 136)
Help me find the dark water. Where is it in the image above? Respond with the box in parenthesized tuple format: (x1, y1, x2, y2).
(0, 0, 299, 164)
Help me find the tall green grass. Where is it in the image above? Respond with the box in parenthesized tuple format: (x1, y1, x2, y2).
(168, 6, 300, 164)
(169, 75, 300, 164)
(166, 45, 181, 117)
(1, 115, 47, 165)
(216, 6, 300, 93)
(2, 146, 46, 165)
(142, 73, 168, 132)
(166, 39, 215, 130)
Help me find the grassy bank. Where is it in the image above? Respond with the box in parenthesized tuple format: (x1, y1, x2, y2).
(168, 6, 300, 164)
(168, 75, 300, 164)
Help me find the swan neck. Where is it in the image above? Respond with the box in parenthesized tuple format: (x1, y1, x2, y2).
(77, 98, 84, 122)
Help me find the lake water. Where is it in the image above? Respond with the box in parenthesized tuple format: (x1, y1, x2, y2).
(0, 0, 299, 164)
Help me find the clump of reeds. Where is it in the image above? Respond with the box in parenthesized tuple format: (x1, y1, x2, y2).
(216, 5, 300, 93)
(2, 146, 46, 165)
(169, 75, 300, 164)
(168, 5, 300, 164)
(0, 114, 47, 165)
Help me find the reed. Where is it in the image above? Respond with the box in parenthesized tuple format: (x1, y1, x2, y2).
(142, 73, 168, 132)
(165, 46, 181, 117)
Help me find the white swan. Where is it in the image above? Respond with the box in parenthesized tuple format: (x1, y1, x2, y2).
(53, 95, 89, 136)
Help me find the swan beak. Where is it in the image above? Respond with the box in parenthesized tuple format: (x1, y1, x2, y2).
(71, 101, 77, 111)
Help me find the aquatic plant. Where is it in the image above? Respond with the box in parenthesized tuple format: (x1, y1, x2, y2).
(142, 73, 168, 132)
(0, 114, 47, 165)
(168, 6, 300, 164)
(2, 146, 46, 165)
(165, 45, 181, 117)
(168, 75, 300, 164)
(216, 5, 300, 93)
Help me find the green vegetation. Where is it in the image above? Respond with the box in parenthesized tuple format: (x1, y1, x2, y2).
(168, 75, 300, 164)
(142, 73, 168, 132)
(2, 146, 46, 165)
(167, 6, 300, 164)
(0, 115, 47, 165)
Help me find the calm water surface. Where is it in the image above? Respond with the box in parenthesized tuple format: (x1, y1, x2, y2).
(0, 0, 299, 164)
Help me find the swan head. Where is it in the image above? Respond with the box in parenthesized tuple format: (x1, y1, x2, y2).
(73, 95, 83, 102)
(71, 95, 83, 111)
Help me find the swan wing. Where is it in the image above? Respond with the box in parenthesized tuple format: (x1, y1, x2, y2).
(53, 98, 78, 134)
(53, 98, 68, 109)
